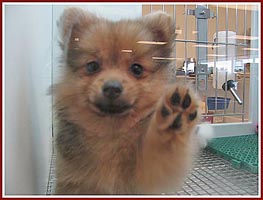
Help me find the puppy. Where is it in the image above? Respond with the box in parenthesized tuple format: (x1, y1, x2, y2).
(53, 7, 201, 195)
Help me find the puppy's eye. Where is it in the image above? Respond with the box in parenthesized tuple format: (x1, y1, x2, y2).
(85, 61, 100, 74)
(130, 63, 143, 77)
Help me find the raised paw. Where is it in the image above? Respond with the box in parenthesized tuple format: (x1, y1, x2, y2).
(156, 85, 200, 134)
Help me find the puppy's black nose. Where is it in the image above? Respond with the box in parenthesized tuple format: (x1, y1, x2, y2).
(102, 80, 123, 100)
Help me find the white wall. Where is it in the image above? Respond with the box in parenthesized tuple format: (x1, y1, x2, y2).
(4, 3, 142, 195)
(4, 5, 53, 195)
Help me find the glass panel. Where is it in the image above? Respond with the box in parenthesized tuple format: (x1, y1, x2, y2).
(52, 3, 259, 128)
(142, 3, 259, 125)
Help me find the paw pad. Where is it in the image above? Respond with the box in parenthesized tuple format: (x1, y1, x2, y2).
(169, 113, 182, 129)
(182, 93, 191, 109)
(161, 106, 170, 117)
(157, 86, 199, 132)
(188, 110, 197, 121)
(171, 90, 181, 106)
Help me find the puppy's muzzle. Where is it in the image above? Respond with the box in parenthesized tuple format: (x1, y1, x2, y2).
(102, 80, 123, 100)
(94, 80, 132, 115)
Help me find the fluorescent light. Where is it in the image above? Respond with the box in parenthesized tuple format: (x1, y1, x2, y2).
(194, 44, 223, 48)
(175, 29, 182, 34)
(242, 48, 259, 51)
(208, 54, 226, 57)
(121, 49, 133, 53)
(74, 37, 80, 41)
(152, 57, 180, 60)
(228, 35, 258, 40)
(137, 41, 167, 45)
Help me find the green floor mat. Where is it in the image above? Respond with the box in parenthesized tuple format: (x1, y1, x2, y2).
(207, 134, 258, 174)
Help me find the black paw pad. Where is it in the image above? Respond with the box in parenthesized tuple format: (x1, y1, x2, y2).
(161, 106, 170, 117)
(188, 110, 197, 121)
(171, 90, 181, 106)
(182, 93, 191, 109)
(169, 113, 182, 129)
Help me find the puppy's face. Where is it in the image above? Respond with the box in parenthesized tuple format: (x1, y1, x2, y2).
(57, 8, 175, 118)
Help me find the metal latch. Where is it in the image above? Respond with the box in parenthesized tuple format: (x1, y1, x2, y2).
(196, 64, 208, 91)
(187, 7, 215, 19)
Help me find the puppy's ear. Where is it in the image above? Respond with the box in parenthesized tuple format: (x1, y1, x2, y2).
(141, 12, 175, 42)
(58, 7, 97, 47)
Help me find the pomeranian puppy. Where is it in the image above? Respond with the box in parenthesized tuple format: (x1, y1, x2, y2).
(53, 7, 201, 195)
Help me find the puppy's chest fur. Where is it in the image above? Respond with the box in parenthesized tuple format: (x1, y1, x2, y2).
(56, 117, 149, 194)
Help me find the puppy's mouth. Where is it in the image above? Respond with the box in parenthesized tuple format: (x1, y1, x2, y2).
(94, 100, 133, 115)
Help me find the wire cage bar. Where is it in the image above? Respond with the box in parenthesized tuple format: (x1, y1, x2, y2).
(144, 3, 259, 125)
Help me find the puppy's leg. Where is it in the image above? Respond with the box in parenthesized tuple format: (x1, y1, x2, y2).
(136, 85, 200, 194)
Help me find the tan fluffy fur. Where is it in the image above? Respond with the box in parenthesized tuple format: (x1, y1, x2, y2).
(54, 7, 201, 195)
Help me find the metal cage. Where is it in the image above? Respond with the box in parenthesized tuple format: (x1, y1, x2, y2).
(143, 3, 260, 138)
